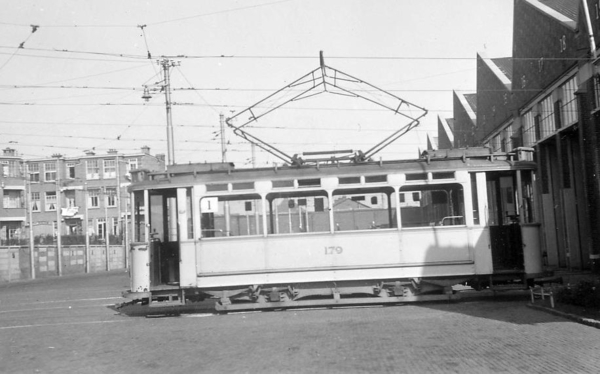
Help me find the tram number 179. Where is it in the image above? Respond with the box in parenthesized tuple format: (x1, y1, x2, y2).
(324, 246, 343, 255)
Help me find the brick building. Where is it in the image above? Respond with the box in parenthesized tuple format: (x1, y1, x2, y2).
(441, 0, 600, 271)
(0, 146, 165, 245)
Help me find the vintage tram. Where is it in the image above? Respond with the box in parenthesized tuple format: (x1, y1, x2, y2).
(123, 147, 544, 311)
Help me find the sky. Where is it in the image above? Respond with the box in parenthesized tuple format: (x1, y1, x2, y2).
(0, 0, 514, 167)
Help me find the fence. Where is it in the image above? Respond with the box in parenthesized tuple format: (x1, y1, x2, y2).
(0, 244, 127, 282)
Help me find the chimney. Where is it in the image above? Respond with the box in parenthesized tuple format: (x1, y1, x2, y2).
(107, 149, 118, 154)
(84, 150, 95, 156)
(141, 146, 150, 155)
(3, 148, 15, 156)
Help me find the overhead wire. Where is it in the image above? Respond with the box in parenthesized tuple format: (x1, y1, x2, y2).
(0, 24, 39, 73)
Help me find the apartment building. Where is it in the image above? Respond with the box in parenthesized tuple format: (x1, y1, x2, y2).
(0, 146, 165, 244)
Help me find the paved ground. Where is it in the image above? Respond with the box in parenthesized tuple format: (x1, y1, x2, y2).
(1, 271, 600, 374)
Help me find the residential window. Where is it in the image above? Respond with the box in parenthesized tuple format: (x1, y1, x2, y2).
(31, 192, 40, 212)
(28, 163, 40, 182)
(65, 191, 76, 208)
(86, 160, 100, 180)
(128, 158, 138, 171)
(103, 159, 116, 179)
(97, 218, 106, 238)
(105, 188, 117, 207)
(44, 162, 56, 182)
(2, 190, 23, 209)
(67, 162, 76, 179)
(88, 190, 99, 208)
(112, 218, 119, 236)
(1, 160, 19, 178)
(45, 191, 57, 211)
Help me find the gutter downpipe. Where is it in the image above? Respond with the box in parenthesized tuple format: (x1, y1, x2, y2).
(582, 0, 600, 268)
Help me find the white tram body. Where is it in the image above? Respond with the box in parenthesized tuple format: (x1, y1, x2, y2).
(125, 147, 542, 310)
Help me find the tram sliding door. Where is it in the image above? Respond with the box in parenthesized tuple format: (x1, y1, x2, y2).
(148, 189, 180, 286)
(486, 172, 523, 272)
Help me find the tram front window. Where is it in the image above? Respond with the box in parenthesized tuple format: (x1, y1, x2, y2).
(400, 184, 465, 227)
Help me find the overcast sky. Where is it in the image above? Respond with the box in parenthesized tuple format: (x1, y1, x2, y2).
(0, 0, 513, 166)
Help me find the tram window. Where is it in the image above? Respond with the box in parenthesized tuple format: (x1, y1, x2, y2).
(470, 173, 480, 225)
(185, 188, 194, 239)
(520, 171, 536, 223)
(133, 191, 146, 242)
(332, 188, 395, 231)
(400, 183, 465, 227)
(267, 193, 330, 234)
(200, 195, 264, 238)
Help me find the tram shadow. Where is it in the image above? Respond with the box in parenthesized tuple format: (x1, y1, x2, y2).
(413, 289, 562, 325)
(108, 299, 218, 317)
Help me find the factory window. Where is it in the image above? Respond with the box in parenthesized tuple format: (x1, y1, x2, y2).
(539, 95, 555, 139)
(560, 77, 578, 127)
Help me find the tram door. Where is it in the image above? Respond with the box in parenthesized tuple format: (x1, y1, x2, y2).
(487, 173, 524, 271)
(148, 190, 180, 286)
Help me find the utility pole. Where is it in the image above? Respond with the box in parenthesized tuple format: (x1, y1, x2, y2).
(53, 154, 62, 276)
(103, 186, 110, 271)
(142, 59, 179, 167)
(26, 164, 35, 280)
(220, 113, 231, 236)
(161, 59, 176, 166)
(219, 113, 227, 162)
(84, 182, 89, 273)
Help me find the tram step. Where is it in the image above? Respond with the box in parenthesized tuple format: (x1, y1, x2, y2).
(490, 284, 527, 291)
(149, 293, 185, 308)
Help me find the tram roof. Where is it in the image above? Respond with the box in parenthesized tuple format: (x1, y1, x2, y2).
(128, 147, 536, 191)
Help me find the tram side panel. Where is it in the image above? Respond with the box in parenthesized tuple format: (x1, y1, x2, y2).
(194, 226, 488, 289)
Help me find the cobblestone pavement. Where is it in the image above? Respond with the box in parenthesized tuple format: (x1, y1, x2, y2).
(1, 272, 600, 374)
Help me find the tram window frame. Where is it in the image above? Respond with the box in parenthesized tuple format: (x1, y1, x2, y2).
(266, 191, 330, 235)
(332, 187, 396, 231)
(399, 183, 465, 228)
(199, 194, 264, 238)
(132, 190, 146, 242)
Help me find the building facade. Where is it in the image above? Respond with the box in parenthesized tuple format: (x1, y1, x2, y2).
(443, 0, 600, 271)
(0, 146, 165, 245)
